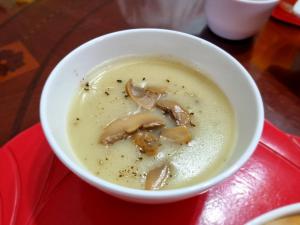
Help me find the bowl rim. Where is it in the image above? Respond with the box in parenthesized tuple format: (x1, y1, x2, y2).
(238, 0, 279, 5)
(40, 28, 264, 200)
(246, 203, 300, 224)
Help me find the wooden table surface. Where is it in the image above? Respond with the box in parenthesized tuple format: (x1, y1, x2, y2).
(0, 0, 299, 146)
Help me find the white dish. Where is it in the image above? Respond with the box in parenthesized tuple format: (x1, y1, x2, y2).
(40, 29, 264, 204)
(205, 0, 279, 40)
(246, 203, 300, 225)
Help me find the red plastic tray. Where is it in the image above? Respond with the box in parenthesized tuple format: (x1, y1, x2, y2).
(1, 121, 300, 225)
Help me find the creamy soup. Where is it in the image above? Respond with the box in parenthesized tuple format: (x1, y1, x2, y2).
(67, 56, 236, 190)
(264, 215, 300, 225)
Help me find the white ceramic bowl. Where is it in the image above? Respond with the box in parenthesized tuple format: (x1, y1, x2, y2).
(246, 203, 300, 225)
(40, 29, 264, 204)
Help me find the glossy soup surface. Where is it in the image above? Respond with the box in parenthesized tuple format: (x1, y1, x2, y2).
(67, 56, 236, 190)
(264, 215, 300, 225)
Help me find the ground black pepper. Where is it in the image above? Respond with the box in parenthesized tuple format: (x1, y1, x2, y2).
(84, 82, 90, 91)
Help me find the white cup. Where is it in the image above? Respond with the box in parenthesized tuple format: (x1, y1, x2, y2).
(40, 29, 264, 204)
(205, 0, 280, 40)
(117, 0, 206, 34)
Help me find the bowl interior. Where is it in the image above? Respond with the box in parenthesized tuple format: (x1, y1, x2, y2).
(246, 203, 300, 225)
(40, 29, 264, 202)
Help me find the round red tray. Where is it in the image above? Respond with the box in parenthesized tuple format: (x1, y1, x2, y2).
(1, 121, 300, 225)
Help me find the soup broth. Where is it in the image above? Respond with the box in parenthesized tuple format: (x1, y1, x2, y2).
(67, 56, 236, 190)
(265, 215, 300, 225)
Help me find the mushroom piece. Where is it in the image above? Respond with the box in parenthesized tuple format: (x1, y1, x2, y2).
(100, 112, 165, 145)
(145, 163, 170, 190)
(161, 126, 192, 144)
(156, 99, 192, 126)
(133, 131, 160, 156)
(125, 79, 166, 110)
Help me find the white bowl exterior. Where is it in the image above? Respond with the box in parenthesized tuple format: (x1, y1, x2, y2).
(246, 203, 300, 225)
(40, 29, 264, 204)
(205, 0, 279, 40)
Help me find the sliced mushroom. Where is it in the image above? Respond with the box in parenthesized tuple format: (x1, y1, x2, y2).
(145, 163, 170, 190)
(100, 112, 165, 145)
(126, 79, 166, 110)
(133, 131, 160, 156)
(156, 99, 191, 126)
(161, 126, 192, 144)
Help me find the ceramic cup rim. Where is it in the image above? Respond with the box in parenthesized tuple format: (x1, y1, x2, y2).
(237, 0, 279, 5)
